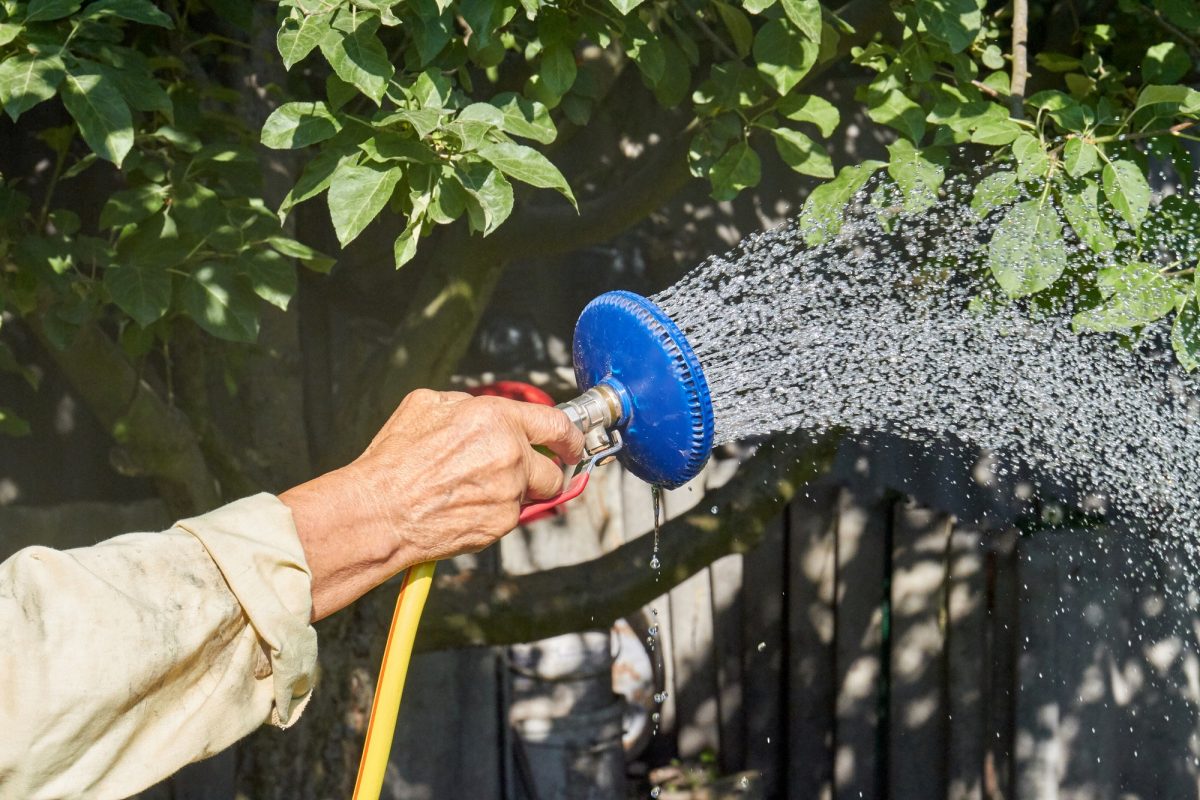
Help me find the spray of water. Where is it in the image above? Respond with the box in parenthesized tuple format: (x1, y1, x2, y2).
(653, 170, 1200, 552)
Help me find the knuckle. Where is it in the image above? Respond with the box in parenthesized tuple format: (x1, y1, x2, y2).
(406, 388, 439, 406)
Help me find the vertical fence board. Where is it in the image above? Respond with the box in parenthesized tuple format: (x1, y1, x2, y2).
(888, 503, 953, 798)
(985, 529, 1019, 800)
(786, 486, 839, 800)
(946, 525, 986, 800)
(670, 568, 721, 760)
(742, 514, 787, 793)
(1015, 534, 1061, 800)
(833, 487, 889, 800)
(710, 553, 746, 775)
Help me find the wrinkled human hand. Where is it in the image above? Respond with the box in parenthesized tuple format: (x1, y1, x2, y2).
(280, 389, 584, 620)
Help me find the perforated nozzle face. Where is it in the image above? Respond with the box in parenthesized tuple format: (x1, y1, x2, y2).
(572, 290, 715, 488)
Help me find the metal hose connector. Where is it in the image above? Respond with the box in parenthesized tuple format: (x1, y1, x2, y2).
(558, 383, 624, 455)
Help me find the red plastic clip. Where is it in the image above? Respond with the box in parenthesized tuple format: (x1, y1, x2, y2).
(518, 470, 591, 524)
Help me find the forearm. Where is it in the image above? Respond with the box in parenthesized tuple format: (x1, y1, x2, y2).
(0, 494, 316, 800)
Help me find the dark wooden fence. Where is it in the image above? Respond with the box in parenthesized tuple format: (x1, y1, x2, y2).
(3, 437, 1199, 799)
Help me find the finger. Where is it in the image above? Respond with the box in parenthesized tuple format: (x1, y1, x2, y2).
(525, 449, 566, 500)
(509, 402, 585, 464)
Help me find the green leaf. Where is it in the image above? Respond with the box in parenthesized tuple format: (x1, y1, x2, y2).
(1011, 133, 1049, 181)
(1026, 89, 1087, 132)
(653, 39, 691, 108)
(359, 132, 439, 163)
(267, 235, 335, 273)
(319, 14, 393, 105)
(78, 0, 173, 27)
(279, 146, 359, 218)
(539, 43, 577, 98)
(278, 10, 331, 70)
(886, 140, 945, 213)
(25, 0, 81, 22)
(0, 54, 65, 122)
(981, 44, 1005, 70)
(327, 162, 402, 246)
(239, 248, 296, 311)
(0, 24, 21, 47)
(799, 160, 885, 244)
(1101, 159, 1150, 229)
(60, 65, 133, 166)
(1172, 292, 1200, 371)
(104, 259, 171, 326)
(182, 262, 260, 342)
(380, 107, 443, 138)
(968, 119, 1021, 146)
(261, 101, 341, 149)
(866, 87, 925, 142)
(1063, 138, 1099, 178)
(780, 0, 822, 41)
(970, 171, 1018, 217)
(410, 68, 453, 109)
(0, 408, 31, 437)
(1060, 179, 1116, 254)
(1034, 52, 1081, 72)
(457, 162, 514, 236)
(1073, 262, 1180, 332)
(393, 217, 420, 268)
(1157, 0, 1200, 30)
(753, 19, 818, 95)
(98, 63, 172, 117)
(1136, 84, 1200, 115)
(1143, 42, 1190, 84)
(709, 140, 761, 200)
(743, 0, 777, 12)
(476, 141, 576, 208)
(915, 0, 982, 53)
(986, 200, 1068, 297)
(777, 93, 839, 136)
(771, 127, 832, 178)
(714, 2, 754, 58)
(100, 184, 166, 228)
(492, 92, 556, 144)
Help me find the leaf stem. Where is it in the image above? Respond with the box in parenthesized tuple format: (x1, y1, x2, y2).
(37, 142, 69, 229)
(691, 11, 741, 63)
(1093, 120, 1197, 144)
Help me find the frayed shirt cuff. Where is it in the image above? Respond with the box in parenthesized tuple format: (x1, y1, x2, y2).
(177, 493, 318, 726)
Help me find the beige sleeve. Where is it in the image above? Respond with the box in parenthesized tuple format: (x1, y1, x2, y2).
(0, 493, 318, 800)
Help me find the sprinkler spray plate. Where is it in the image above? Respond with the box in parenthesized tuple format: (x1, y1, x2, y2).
(570, 290, 715, 489)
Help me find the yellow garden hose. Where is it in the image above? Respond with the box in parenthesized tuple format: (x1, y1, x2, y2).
(349, 441, 611, 799)
(351, 560, 437, 800)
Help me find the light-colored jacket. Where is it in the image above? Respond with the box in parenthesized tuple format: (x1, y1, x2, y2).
(0, 494, 318, 800)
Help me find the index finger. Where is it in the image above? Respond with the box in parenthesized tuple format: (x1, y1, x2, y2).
(506, 401, 585, 465)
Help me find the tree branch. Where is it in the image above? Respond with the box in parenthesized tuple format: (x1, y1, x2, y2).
(1009, 0, 1029, 119)
(28, 321, 220, 516)
(404, 432, 839, 651)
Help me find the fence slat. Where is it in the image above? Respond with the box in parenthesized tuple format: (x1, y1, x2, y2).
(985, 529, 1019, 800)
(742, 514, 787, 793)
(670, 567, 721, 760)
(710, 553, 746, 775)
(946, 525, 986, 800)
(1015, 534, 1061, 800)
(834, 487, 890, 800)
(786, 485, 839, 800)
(888, 502, 953, 798)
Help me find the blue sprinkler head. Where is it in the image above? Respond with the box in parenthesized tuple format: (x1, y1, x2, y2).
(567, 290, 715, 489)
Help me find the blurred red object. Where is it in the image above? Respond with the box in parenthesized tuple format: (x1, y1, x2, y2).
(469, 381, 562, 523)
(467, 380, 555, 407)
